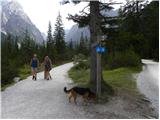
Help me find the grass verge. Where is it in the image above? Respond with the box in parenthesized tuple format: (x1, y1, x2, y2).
(68, 66, 142, 95)
(103, 67, 142, 92)
(1, 82, 15, 91)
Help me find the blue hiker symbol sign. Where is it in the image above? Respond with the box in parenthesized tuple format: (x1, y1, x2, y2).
(96, 46, 106, 53)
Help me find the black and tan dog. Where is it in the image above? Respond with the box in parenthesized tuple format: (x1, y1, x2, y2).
(64, 86, 96, 104)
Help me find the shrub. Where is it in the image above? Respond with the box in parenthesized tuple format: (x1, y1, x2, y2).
(72, 53, 90, 70)
(19, 64, 31, 80)
(107, 49, 141, 69)
(72, 60, 90, 70)
(1, 59, 19, 87)
(73, 53, 86, 64)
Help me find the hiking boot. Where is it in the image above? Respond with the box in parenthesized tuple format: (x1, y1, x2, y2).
(35, 76, 37, 80)
(32, 76, 35, 80)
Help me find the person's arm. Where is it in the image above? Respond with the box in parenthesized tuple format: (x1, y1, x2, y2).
(50, 59, 52, 67)
(42, 60, 45, 66)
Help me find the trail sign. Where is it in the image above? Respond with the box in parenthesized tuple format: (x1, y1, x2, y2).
(101, 47, 106, 52)
(96, 45, 106, 97)
(96, 46, 106, 53)
(96, 46, 101, 53)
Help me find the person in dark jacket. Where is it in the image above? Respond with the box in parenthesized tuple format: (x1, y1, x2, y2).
(30, 54, 39, 80)
(43, 56, 52, 80)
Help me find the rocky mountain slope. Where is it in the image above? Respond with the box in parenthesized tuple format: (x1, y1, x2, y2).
(1, 0, 44, 43)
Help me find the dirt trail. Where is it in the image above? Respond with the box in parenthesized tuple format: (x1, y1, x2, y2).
(1, 62, 158, 118)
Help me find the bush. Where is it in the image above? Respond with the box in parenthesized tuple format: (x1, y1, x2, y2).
(107, 49, 141, 69)
(1, 59, 19, 87)
(72, 53, 90, 70)
(73, 53, 86, 64)
(19, 64, 31, 80)
(72, 60, 90, 70)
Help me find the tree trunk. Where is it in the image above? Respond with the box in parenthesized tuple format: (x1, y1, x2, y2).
(89, 1, 102, 88)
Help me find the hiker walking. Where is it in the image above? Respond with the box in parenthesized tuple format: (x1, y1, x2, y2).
(44, 56, 52, 80)
(30, 54, 39, 80)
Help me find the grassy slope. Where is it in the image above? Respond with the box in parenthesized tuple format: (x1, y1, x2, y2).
(103, 67, 141, 92)
(68, 69, 90, 86)
(68, 66, 142, 93)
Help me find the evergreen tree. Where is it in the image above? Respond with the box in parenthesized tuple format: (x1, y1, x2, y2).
(20, 29, 36, 63)
(140, 1, 159, 60)
(2, 34, 19, 86)
(69, 39, 73, 50)
(46, 21, 56, 59)
(63, 1, 119, 92)
(46, 21, 57, 60)
(47, 21, 53, 43)
(78, 32, 88, 56)
(119, 1, 159, 60)
(14, 36, 19, 54)
(53, 12, 66, 60)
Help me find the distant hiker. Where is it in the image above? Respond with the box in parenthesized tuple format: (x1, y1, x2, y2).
(30, 54, 39, 80)
(44, 56, 52, 80)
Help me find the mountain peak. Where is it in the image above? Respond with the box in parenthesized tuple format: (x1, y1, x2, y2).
(1, 0, 31, 24)
(1, 0, 23, 11)
(1, 0, 44, 43)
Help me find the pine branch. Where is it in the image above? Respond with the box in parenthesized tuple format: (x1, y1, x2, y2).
(79, 4, 89, 14)
(67, 14, 90, 27)
(99, 2, 122, 11)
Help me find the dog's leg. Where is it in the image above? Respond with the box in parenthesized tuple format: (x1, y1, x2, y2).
(85, 97, 88, 103)
(68, 94, 72, 103)
(85, 93, 89, 102)
(83, 96, 86, 103)
(83, 97, 88, 106)
(73, 95, 77, 104)
(83, 93, 89, 105)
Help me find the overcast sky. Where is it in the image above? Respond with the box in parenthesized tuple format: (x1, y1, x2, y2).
(16, 0, 125, 34)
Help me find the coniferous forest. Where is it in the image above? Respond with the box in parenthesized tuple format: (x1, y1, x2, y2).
(1, 1, 159, 88)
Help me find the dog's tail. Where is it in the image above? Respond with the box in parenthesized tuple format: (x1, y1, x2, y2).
(64, 87, 71, 93)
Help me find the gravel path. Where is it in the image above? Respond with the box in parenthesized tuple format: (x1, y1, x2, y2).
(1, 63, 89, 118)
(1, 62, 158, 119)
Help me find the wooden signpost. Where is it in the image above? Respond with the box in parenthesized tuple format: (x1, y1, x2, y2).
(96, 41, 106, 97)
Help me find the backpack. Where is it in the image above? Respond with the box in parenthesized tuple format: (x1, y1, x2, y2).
(45, 60, 51, 71)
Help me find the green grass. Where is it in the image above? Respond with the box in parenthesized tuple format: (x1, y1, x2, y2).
(1, 82, 15, 91)
(68, 66, 142, 93)
(19, 60, 71, 80)
(19, 64, 31, 80)
(103, 67, 141, 92)
(18, 64, 45, 80)
(68, 69, 90, 86)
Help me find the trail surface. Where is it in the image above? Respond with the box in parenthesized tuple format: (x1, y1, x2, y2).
(1, 62, 157, 118)
(136, 59, 159, 113)
(2, 63, 87, 118)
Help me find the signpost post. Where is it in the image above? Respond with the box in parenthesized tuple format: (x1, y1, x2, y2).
(96, 50, 101, 97)
(96, 44, 106, 97)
